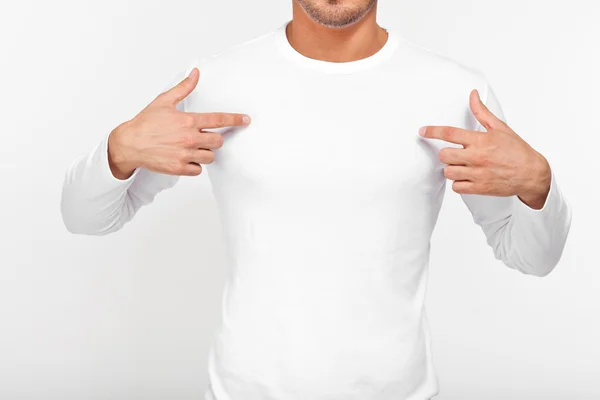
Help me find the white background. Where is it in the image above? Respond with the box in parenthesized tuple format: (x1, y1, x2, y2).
(1, 0, 598, 399)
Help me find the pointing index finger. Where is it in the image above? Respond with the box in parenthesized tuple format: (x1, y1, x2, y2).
(418, 125, 477, 147)
(190, 112, 251, 129)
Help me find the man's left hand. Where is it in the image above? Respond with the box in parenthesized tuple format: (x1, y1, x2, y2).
(419, 89, 552, 210)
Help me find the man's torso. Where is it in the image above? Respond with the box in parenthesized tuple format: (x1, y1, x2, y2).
(185, 21, 486, 400)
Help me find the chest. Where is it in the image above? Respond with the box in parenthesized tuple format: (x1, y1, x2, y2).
(188, 72, 473, 197)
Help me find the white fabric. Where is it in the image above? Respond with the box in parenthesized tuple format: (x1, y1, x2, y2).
(61, 19, 572, 400)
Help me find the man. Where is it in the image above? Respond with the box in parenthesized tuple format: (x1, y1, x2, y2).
(60, 0, 572, 399)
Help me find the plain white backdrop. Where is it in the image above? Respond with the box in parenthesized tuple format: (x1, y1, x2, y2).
(2, 0, 599, 399)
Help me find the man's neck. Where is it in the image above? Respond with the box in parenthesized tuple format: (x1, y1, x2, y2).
(288, 2, 388, 63)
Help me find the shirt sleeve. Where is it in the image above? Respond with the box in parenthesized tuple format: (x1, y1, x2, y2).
(458, 81, 573, 277)
(60, 60, 198, 235)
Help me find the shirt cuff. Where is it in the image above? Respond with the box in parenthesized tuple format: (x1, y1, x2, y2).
(98, 130, 140, 187)
(511, 161, 566, 223)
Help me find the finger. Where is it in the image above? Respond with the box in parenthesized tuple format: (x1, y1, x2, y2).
(187, 149, 216, 164)
(419, 125, 477, 146)
(470, 89, 505, 131)
(157, 67, 199, 107)
(192, 112, 251, 129)
(195, 131, 225, 150)
(451, 180, 477, 194)
(443, 165, 474, 181)
(178, 162, 203, 176)
(438, 147, 471, 165)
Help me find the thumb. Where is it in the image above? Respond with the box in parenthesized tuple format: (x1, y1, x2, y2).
(469, 89, 504, 131)
(158, 67, 199, 107)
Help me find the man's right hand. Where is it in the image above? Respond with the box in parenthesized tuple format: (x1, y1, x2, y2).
(107, 67, 251, 180)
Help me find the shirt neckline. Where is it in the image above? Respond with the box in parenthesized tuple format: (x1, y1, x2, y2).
(274, 19, 400, 74)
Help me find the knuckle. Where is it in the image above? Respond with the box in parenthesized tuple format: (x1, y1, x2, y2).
(194, 113, 207, 128)
(441, 127, 454, 141)
(204, 113, 227, 128)
(449, 127, 461, 140)
(176, 81, 187, 92)
(475, 151, 489, 165)
(180, 132, 197, 148)
(177, 148, 191, 161)
(481, 153, 491, 165)
(475, 168, 487, 180)
(180, 114, 195, 128)
(201, 114, 213, 127)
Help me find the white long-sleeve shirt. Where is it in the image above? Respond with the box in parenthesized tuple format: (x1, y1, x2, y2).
(61, 19, 572, 400)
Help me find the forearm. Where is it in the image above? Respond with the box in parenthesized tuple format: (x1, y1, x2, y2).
(60, 129, 141, 235)
(60, 128, 179, 235)
(485, 167, 572, 276)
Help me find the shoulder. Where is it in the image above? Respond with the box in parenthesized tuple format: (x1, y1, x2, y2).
(394, 35, 490, 91)
(178, 27, 280, 112)
(187, 27, 278, 77)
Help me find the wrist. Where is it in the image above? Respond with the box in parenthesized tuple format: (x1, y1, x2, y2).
(108, 121, 138, 180)
(517, 153, 551, 210)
